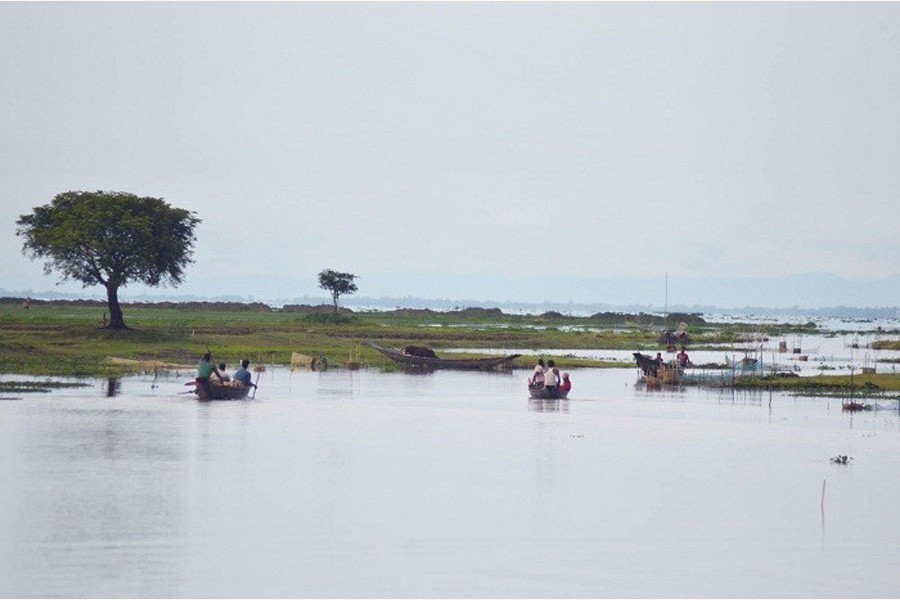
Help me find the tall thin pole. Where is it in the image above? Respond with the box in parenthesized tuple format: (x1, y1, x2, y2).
(664, 271, 668, 321)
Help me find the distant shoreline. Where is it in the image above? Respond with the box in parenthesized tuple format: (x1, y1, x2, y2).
(1, 291, 897, 321)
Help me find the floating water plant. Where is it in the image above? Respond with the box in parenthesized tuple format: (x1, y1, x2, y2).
(0, 380, 91, 394)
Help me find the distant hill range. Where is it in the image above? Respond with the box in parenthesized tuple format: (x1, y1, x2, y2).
(2, 287, 897, 320)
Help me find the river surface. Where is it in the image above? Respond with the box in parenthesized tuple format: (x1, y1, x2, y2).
(2, 366, 899, 598)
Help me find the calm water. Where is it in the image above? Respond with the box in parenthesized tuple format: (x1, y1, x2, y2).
(2, 366, 899, 598)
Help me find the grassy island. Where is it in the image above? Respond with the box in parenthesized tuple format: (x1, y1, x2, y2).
(1, 298, 898, 399)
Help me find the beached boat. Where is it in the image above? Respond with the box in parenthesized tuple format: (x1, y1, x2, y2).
(193, 379, 252, 400)
(528, 384, 569, 399)
(366, 342, 520, 370)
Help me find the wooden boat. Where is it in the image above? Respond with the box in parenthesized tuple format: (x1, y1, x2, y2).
(528, 384, 569, 399)
(193, 379, 252, 400)
(366, 342, 520, 370)
(634, 352, 682, 384)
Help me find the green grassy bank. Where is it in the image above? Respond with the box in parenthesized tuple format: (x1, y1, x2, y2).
(1, 299, 898, 401)
(733, 372, 900, 394)
(2, 301, 667, 376)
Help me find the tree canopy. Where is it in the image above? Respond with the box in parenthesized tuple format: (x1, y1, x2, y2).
(16, 190, 201, 329)
(318, 269, 358, 315)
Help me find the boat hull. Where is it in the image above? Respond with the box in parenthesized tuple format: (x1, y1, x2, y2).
(194, 379, 252, 401)
(367, 342, 520, 370)
(528, 385, 569, 399)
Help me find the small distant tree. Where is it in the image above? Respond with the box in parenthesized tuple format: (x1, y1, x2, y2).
(318, 269, 358, 315)
(16, 190, 201, 329)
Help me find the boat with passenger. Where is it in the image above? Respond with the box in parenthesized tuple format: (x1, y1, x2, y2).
(633, 351, 683, 384)
(192, 379, 252, 400)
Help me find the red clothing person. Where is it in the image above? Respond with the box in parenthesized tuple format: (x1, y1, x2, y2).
(559, 372, 572, 393)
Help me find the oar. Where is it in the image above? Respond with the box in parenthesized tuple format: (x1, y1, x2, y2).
(251, 365, 265, 399)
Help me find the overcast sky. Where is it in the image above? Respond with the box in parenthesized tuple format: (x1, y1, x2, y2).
(1, 2, 898, 306)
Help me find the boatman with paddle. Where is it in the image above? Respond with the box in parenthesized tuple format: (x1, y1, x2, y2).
(196, 352, 224, 398)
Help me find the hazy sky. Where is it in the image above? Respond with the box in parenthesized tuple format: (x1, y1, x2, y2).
(2, 2, 898, 306)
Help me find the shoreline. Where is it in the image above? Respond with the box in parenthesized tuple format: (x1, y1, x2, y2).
(1, 300, 898, 396)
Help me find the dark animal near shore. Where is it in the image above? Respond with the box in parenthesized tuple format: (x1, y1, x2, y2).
(634, 352, 660, 377)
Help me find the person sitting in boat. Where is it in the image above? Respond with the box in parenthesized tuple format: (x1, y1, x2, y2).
(196, 352, 224, 398)
(529, 358, 546, 386)
(544, 359, 560, 392)
(217, 362, 231, 382)
(233, 359, 257, 389)
(676, 346, 691, 367)
(560, 372, 571, 394)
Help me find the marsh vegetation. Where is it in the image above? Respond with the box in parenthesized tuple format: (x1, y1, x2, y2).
(1, 298, 898, 396)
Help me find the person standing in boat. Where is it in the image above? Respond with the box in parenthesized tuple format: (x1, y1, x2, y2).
(196, 352, 223, 398)
(233, 359, 257, 389)
(530, 358, 546, 387)
(652, 352, 665, 377)
(676, 346, 691, 367)
(544, 359, 560, 393)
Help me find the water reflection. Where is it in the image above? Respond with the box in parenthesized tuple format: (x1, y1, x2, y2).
(1, 368, 899, 598)
(528, 398, 569, 413)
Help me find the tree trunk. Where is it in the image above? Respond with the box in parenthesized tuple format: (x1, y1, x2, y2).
(106, 283, 127, 329)
(332, 292, 340, 315)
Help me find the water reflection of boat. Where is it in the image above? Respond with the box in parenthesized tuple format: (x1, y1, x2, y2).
(529, 398, 569, 412)
(366, 342, 520, 370)
(193, 379, 252, 400)
(528, 384, 569, 399)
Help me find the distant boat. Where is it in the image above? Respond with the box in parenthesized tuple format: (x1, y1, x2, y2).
(366, 342, 520, 370)
(842, 401, 872, 412)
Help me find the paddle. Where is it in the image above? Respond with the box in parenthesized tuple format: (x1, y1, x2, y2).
(251, 365, 264, 399)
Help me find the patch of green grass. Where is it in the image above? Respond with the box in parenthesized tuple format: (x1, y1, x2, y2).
(733, 372, 900, 396)
(0, 301, 884, 382)
(873, 340, 900, 350)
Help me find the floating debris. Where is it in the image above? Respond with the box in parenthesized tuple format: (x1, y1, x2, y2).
(830, 455, 853, 465)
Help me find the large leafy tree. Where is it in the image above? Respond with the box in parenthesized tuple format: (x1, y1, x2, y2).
(317, 269, 358, 315)
(16, 190, 201, 329)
